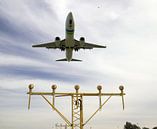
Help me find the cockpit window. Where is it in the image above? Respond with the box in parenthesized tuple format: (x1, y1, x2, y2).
(69, 19, 72, 24)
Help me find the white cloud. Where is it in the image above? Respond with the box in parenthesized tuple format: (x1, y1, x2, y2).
(1, 0, 157, 129)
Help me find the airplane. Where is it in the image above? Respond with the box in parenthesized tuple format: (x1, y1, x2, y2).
(32, 12, 106, 62)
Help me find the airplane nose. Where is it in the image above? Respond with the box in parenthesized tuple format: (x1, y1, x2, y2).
(66, 12, 74, 30)
(68, 12, 73, 18)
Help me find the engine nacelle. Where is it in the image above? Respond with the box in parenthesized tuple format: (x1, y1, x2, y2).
(55, 37, 60, 47)
(55, 37, 60, 41)
(79, 37, 85, 47)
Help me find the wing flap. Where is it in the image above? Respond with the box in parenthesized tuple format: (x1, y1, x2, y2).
(32, 42, 56, 48)
(32, 39, 65, 49)
(74, 39, 106, 49)
(84, 42, 107, 48)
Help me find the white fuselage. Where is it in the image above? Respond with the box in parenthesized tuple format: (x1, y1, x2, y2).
(65, 12, 75, 62)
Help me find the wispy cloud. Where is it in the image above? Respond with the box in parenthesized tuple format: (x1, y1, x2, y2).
(0, 0, 157, 129)
(0, 64, 88, 83)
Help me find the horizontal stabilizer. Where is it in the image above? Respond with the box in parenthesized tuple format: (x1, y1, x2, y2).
(71, 59, 82, 61)
(56, 58, 82, 62)
(56, 58, 67, 61)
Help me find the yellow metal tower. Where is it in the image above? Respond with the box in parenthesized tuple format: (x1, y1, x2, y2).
(27, 84, 125, 129)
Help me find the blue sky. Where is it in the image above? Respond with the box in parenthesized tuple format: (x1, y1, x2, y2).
(0, 0, 157, 129)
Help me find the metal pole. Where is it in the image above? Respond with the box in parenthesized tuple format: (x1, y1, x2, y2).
(83, 96, 112, 126)
(72, 95, 74, 129)
(41, 95, 71, 126)
(52, 85, 57, 106)
(80, 96, 83, 129)
(28, 84, 34, 109)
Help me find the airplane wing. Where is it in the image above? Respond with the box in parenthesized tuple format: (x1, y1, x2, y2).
(32, 39, 65, 49)
(74, 39, 106, 49)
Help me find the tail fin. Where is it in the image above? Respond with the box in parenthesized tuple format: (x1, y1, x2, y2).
(56, 58, 82, 62)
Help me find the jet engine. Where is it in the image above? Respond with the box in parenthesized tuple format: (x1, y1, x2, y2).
(55, 37, 60, 47)
(79, 37, 85, 47)
(55, 37, 60, 41)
